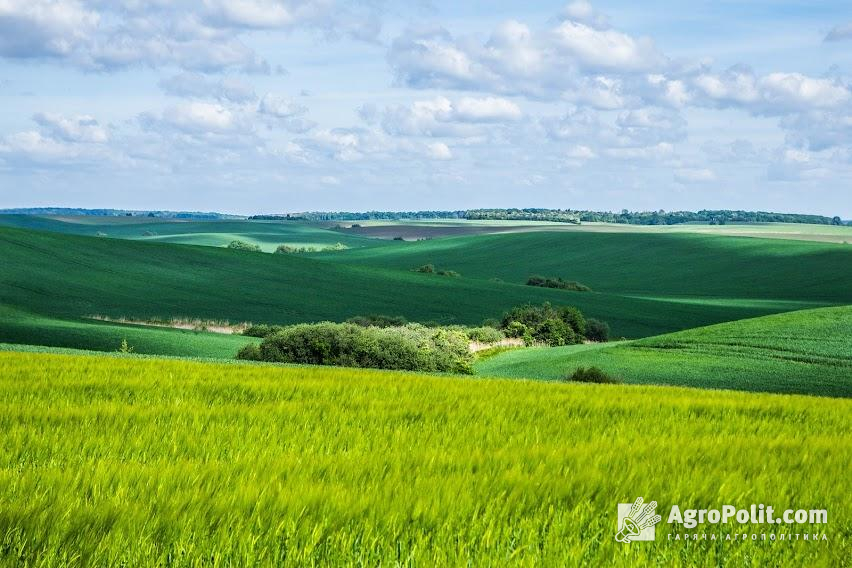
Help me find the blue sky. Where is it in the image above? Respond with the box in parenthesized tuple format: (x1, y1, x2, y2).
(0, 1, 850, 216)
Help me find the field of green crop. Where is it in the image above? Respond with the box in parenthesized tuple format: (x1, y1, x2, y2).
(0, 351, 849, 566)
(3, 224, 850, 345)
(476, 306, 852, 397)
(0, 306, 256, 358)
(0, 215, 385, 252)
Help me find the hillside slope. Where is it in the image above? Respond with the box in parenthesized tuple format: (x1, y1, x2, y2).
(4, 226, 840, 348)
(476, 306, 852, 397)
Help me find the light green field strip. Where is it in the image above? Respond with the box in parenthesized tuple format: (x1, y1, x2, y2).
(0, 351, 848, 566)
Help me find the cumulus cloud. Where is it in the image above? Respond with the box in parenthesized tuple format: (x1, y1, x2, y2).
(0, 0, 382, 72)
(32, 112, 109, 143)
(380, 96, 522, 138)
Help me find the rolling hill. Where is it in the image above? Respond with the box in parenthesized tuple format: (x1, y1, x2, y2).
(2, 224, 851, 359)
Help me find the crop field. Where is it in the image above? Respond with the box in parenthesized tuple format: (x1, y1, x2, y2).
(476, 306, 852, 397)
(2, 223, 850, 353)
(0, 215, 383, 252)
(0, 351, 849, 567)
(0, 307, 256, 359)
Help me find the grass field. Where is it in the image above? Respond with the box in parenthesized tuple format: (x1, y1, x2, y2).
(0, 351, 848, 566)
(0, 307, 256, 358)
(476, 306, 852, 397)
(3, 225, 850, 342)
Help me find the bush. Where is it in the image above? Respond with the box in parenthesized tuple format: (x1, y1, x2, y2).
(242, 324, 284, 338)
(586, 319, 610, 342)
(239, 322, 473, 374)
(228, 240, 262, 252)
(236, 343, 261, 360)
(346, 314, 408, 328)
(533, 318, 575, 346)
(557, 306, 586, 337)
(466, 326, 505, 343)
(414, 264, 435, 273)
(500, 303, 605, 346)
(436, 270, 460, 277)
(526, 275, 591, 292)
(566, 366, 620, 384)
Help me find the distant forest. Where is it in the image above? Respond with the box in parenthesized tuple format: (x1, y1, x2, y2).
(252, 209, 846, 226)
(2, 207, 845, 225)
(0, 208, 242, 219)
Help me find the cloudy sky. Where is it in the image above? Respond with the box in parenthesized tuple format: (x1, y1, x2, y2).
(0, 1, 850, 216)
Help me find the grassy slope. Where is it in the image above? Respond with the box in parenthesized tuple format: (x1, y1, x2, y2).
(0, 351, 848, 566)
(318, 231, 852, 301)
(4, 226, 839, 345)
(476, 306, 852, 397)
(0, 215, 384, 252)
(0, 306, 256, 358)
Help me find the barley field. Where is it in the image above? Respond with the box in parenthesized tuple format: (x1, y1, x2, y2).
(1, 352, 848, 566)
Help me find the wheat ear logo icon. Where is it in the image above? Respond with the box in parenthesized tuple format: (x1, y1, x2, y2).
(616, 497, 662, 543)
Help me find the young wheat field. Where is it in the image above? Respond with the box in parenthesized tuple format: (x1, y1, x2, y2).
(0, 352, 848, 566)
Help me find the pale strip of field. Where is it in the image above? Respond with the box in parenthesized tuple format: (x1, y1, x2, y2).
(342, 220, 852, 243)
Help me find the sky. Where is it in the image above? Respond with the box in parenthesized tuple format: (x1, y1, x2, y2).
(0, 1, 850, 216)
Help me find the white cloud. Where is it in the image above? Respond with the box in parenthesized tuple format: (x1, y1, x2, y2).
(32, 112, 109, 143)
(551, 20, 664, 72)
(453, 97, 522, 122)
(380, 96, 522, 138)
(566, 144, 595, 159)
(426, 141, 452, 160)
(560, 1, 610, 30)
(0, 0, 381, 72)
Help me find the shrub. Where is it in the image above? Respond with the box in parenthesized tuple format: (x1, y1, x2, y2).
(533, 318, 575, 346)
(393, 236, 405, 241)
(466, 326, 505, 343)
(586, 319, 610, 342)
(236, 343, 261, 360)
(526, 275, 591, 292)
(243, 324, 284, 338)
(566, 366, 620, 384)
(436, 270, 460, 277)
(346, 314, 408, 328)
(500, 302, 600, 346)
(227, 240, 262, 252)
(557, 306, 586, 337)
(240, 323, 473, 374)
(414, 264, 435, 273)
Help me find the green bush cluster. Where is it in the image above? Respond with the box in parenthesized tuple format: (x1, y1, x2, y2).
(526, 275, 591, 292)
(566, 366, 620, 384)
(413, 264, 460, 277)
(501, 303, 605, 346)
(237, 322, 473, 374)
(346, 314, 409, 328)
(465, 326, 505, 343)
(227, 240, 262, 252)
(585, 319, 610, 342)
(242, 324, 285, 338)
(275, 242, 348, 254)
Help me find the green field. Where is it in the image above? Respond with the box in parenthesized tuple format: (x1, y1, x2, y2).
(0, 307, 256, 359)
(476, 306, 852, 397)
(2, 223, 850, 347)
(0, 351, 848, 566)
